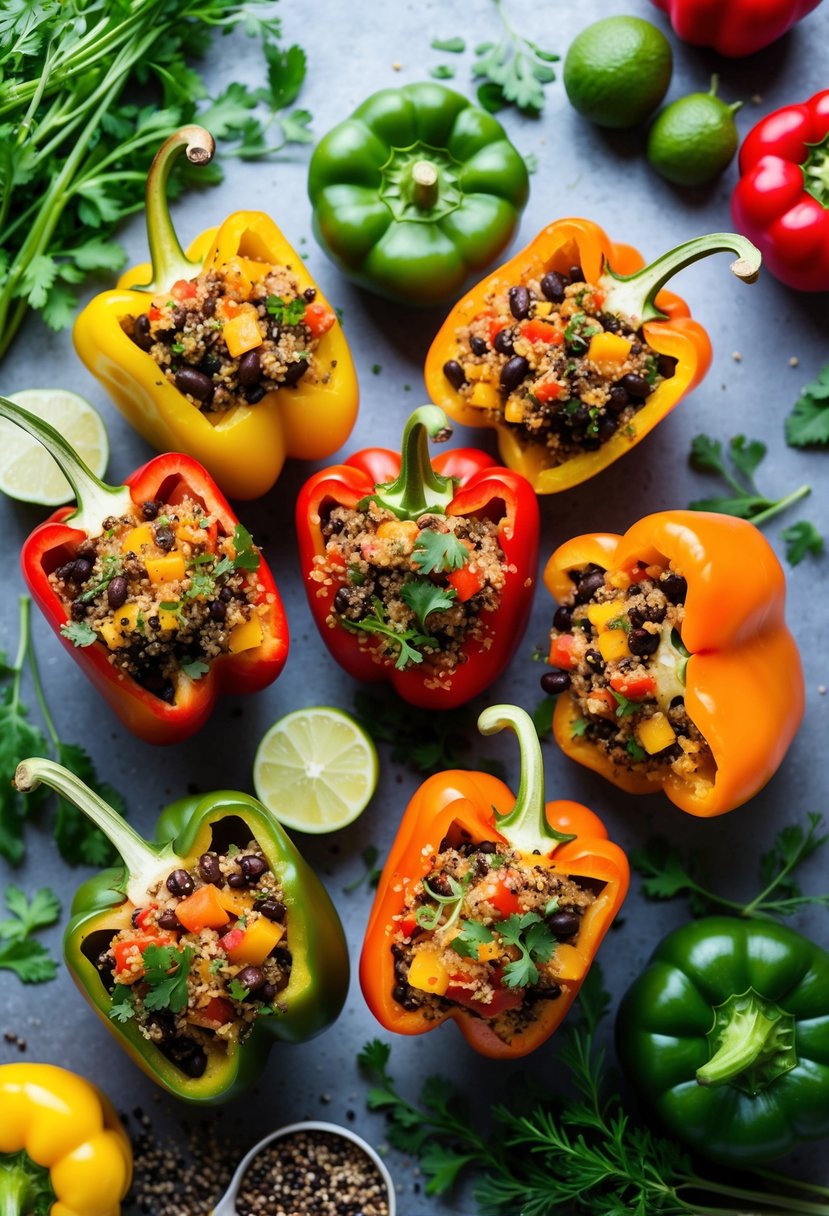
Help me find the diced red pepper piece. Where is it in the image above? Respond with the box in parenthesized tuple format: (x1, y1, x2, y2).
(447, 563, 484, 603)
(218, 926, 246, 954)
(590, 689, 619, 718)
(148, 307, 162, 322)
(482, 875, 522, 918)
(445, 976, 524, 1017)
(532, 381, 563, 403)
(204, 996, 235, 1024)
(133, 905, 158, 931)
(488, 317, 508, 344)
(113, 934, 171, 982)
(399, 913, 418, 938)
(548, 633, 578, 671)
(520, 320, 563, 345)
(171, 279, 198, 301)
(610, 670, 657, 700)
(304, 302, 336, 338)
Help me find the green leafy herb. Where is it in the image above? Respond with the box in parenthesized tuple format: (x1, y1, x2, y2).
(632, 813, 829, 919)
(141, 944, 193, 1013)
(785, 361, 829, 446)
(430, 64, 455, 79)
(564, 312, 600, 345)
(688, 434, 816, 559)
(213, 523, 262, 579)
(449, 919, 495, 959)
(108, 984, 136, 1023)
(570, 716, 588, 738)
(782, 520, 825, 566)
(343, 845, 382, 894)
(77, 555, 123, 604)
(498, 912, 555, 988)
(59, 620, 97, 648)
(610, 690, 638, 718)
(411, 530, 469, 574)
(266, 294, 307, 326)
(400, 579, 456, 630)
(607, 615, 630, 633)
(227, 978, 250, 1002)
(181, 657, 210, 680)
(625, 737, 646, 762)
(431, 36, 466, 52)
(0, 885, 60, 984)
(340, 598, 432, 670)
(415, 875, 469, 932)
(530, 695, 557, 737)
(473, 1, 559, 116)
(52, 742, 125, 866)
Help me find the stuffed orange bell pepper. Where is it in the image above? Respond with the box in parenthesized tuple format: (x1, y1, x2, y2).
(541, 511, 804, 817)
(74, 125, 358, 501)
(360, 704, 629, 1059)
(0, 1063, 132, 1216)
(424, 219, 760, 494)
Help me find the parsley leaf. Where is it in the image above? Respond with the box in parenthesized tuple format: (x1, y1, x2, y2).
(571, 716, 588, 738)
(785, 362, 829, 446)
(499, 912, 556, 988)
(782, 520, 825, 566)
(59, 620, 97, 647)
(181, 657, 210, 680)
(412, 530, 469, 574)
(0, 885, 60, 984)
(431, 35, 465, 52)
(530, 694, 557, 737)
(141, 944, 193, 1013)
(449, 919, 495, 959)
(108, 984, 136, 1023)
(229, 522, 261, 572)
(472, 7, 559, 116)
(400, 579, 456, 631)
(0, 666, 50, 865)
(340, 598, 432, 670)
(266, 294, 307, 326)
(227, 977, 250, 1002)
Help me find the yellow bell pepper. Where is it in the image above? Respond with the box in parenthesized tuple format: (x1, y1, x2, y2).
(0, 1063, 132, 1216)
(73, 125, 359, 501)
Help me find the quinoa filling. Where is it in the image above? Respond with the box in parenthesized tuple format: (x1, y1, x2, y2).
(544, 558, 713, 782)
(94, 838, 291, 1080)
(121, 260, 336, 413)
(50, 494, 267, 703)
(392, 831, 596, 1043)
(444, 263, 676, 464)
(309, 501, 506, 678)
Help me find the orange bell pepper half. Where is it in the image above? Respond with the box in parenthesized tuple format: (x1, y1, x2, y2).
(543, 511, 805, 817)
(424, 218, 761, 494)
(360, 705, 629, 1059)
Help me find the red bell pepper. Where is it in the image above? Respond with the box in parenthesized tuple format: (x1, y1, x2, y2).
(731, 89, 829, 291)
(0, 395, 288, 746)
(650, 0, 822, 56)
(296, 406, 540, 709)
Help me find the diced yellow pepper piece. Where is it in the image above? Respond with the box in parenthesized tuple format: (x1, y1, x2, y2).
(597, 629, 630, 661)
(225, 917, 285, 966)
(376, 520, 420, 548)
(476, 940, 502, 963)
(550, 943, 586, 982)
(228, 614, 264, 654)
(100, 603, 140, 649)
(145, 553, 186, 585)
(636, 712, 677, 754)
(586, 601, 624, 632)
(504, 399, 526, 424)
(608, 570, 631, 590)
(587, 332, 632, 365)
(463, 363, 489, 382)
(121, 523, 155, 555)
(217, 889, 256, 917)
(469, 382, 501, 409)
(534, 301, 553, 318)
(407, 948, 449, 996)
(223, 308, 263, 358)
(156, 607, 180, 632)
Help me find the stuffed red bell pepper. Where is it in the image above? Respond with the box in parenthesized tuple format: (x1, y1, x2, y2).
(296, 406, 539, 709)
(0, 395, 288, 745)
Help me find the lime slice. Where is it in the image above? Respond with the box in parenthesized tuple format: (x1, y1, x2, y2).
(253, 707, 378, 834)
(0, 388, 109, 506)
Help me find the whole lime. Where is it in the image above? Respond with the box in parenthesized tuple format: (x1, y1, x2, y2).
(563, 16, 673, 129)
(647, 78, 741, 186)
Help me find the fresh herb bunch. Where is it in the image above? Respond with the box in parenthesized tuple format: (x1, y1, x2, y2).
(0, 885, 60, 984)
(0, 596, 126, 865)
(688, 433, 822, 565)
(359, 967, 829, 1214)
(0, 0, 312, 359)
(632, 813, 829, 919)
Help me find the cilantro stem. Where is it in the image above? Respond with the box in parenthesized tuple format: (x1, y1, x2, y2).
(24, 612, 59, 755)
(748, 484, 811, 527)
(8, 597, 30, 728)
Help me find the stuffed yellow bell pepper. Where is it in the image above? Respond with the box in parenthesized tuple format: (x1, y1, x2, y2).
(0, 1063, 132, 1216)
(73, 125, 359, 501)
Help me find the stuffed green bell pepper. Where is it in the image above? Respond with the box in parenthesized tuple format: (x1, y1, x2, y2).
(13, 758, 349, 1105)
(616, 917, 829, 1165)
(308, 82, 529, 305)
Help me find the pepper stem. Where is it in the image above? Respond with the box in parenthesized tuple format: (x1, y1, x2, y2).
(0, 1151, 55, 1216)
(370, 406, 457, 519)
(14, 759, 174, 899)
(697, 989, 796, 1093)
(131, 124, 215, 293)
(411, 160, 439, 209)
(601, 232, 762, 326)
(477, 705, 575, 853)
(0, 395, 131, 534)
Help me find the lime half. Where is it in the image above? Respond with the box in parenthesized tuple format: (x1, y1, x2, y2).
(0, 389, 109, 506)
(253, 707, 378, 834)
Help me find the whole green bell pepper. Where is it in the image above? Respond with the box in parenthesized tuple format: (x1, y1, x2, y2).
(616, 916, 829, 1165)
(307, 81, 529, 305)
(13, 758, 349, 1105)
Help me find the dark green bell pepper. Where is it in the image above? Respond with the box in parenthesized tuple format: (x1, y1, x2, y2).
(616, 916, 829, 1165)
(307, 81, 529, 305)
(14, 757, 349, 1105)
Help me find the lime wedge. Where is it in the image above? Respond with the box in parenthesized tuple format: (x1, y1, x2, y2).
(253, 707, 378, 834)
(0, 388, 109, 506)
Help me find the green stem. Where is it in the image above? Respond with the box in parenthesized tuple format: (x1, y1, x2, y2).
(0, 395, 132, 533)
(9, 597, 29, 727)
(477, 705, 574, 853)
(370, 406, 457, 519)
(0, 1151, 54, 1216)
(752, 1170, 829, 1200)
(130, 124, 215, 293)
(25, 604, 59, 753)
(410, 160, 440, 209)
(601, 233, 762, 326)
(682, 1177, 829, 1215)
(750, 484, 811, 527)
(697, 992, 793, 1089)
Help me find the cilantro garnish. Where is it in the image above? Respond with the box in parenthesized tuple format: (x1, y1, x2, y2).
(415, 874, 470, 932)
(626, 737, 646, 763)
(498, 912, 556, 988)
(571, 717, 588, 738)
(77, 554, 123, 604)
(610, 690, 638, 719)
(449, 918, 495, 960)
(431, 35, 465, 52)
(781, 520, 825, 566)
(266, 294, 306, 326)
(411, 530, 469, 574)
(60, 620, 97, 647)
(227, 978, 250, 1002)
(214, 523, 261, 578)
(340, 597, 433, 670)
(0, 886, 60, 984)
(785, 361, 829, 447)
(400, 579, 457, 631)
(564, 312, 600, 345)
(141, 944, 193, 1013)
(181, 657, 210, 680)
(108, 984, 136, 1023)
(473, 5, 559, 116)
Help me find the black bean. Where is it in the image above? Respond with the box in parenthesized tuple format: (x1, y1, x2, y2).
(589, 718, 617, 741)
(141, 500, 160, 520)
(500, 355, 530, 392)
(596, 415, 619, 443)
(628, 601, 666, 628)
(157, 680, 175, 704)
(670, 695, 685, 709)
(238, 349, 262, 387)
(239, 854, 268, 883)
(569, 404, 591, 429)
(258, 897, 286, 923)
(303, 286, 317, 302)
(243, 384, 265, 404)
(568, 264, 585, 283)
(427, 872, 452, 897)
(200, 354, 221, 375)
(553, 605, 572, 632)
(259, 982, 276, 1003)
(470, 335, 488, 355)
(547, 909, 581, 938)
(607, 385, 630, 414)
(629, 628, 660, 656)
(658, 354, 677, 379)
(145, 1011, 175, 1043)
(174, 366, 214, 402)
(154, 526, 175, 551)
(65, 558, 93, 584)
(236, 965, 265, 994)
(131, 908, 144, 928)
(393, 983, 411, 1006)
(333, 586, 353, 615)
(541, 670, 571, 694)
(442, 359, 466, 390)
(70, 601, 87, 620)
(540, 271, 566, 303)
(198, 853, 223, 885)
(619, 373, 652, 400)
(508, 284, 531, 320)
(493, 327, 515, 356)
(157, 909, 184, 932)
(219, 586, 233, 603)
(170, 1040, 207, 1078)
(171, 307, 186, 329)
(477, 841, 498, 854)
(600, 313, 621, 333)
(575, 570, 605, 603)
(166, 869, 194, 897)
(107, 575, 128, 610)
(202, 297, 216, 318)
(661, 573, 687, 604)
(132, 313, 153, 351)
(567, 335, 589, 357)
(272, 947, 292, 968)
(209, 599, 227, 622)
(585, 648, 604, 672)
(282, 360, 308, 387)
(227, 873, 246, 889)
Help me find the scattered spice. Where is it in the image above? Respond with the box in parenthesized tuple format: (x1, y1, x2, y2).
(123, 1112, 238, 1214)
(235, 1129, 390, 1216)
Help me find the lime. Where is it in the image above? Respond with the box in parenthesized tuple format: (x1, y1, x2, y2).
(647, 78, 741, 186)
(563, 16, 673, 129)
(253, 707, 378, 834)
(0, 389, 109, 506)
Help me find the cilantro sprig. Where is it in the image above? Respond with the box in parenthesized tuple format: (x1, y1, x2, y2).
(0, 886, 60, 984)
(400, 579, 457, 630)
(141, 944, 193, 1013)
(473, 0, 559, 116)
(498, 912, 556, 988)
(60, 620, 97, 648)
(450, 919, 496, 960)
(340, 597, 434, 669)
(411, 530, 470, 574)
(266, 294, 307, 326)
(785, 361, 829, 446)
